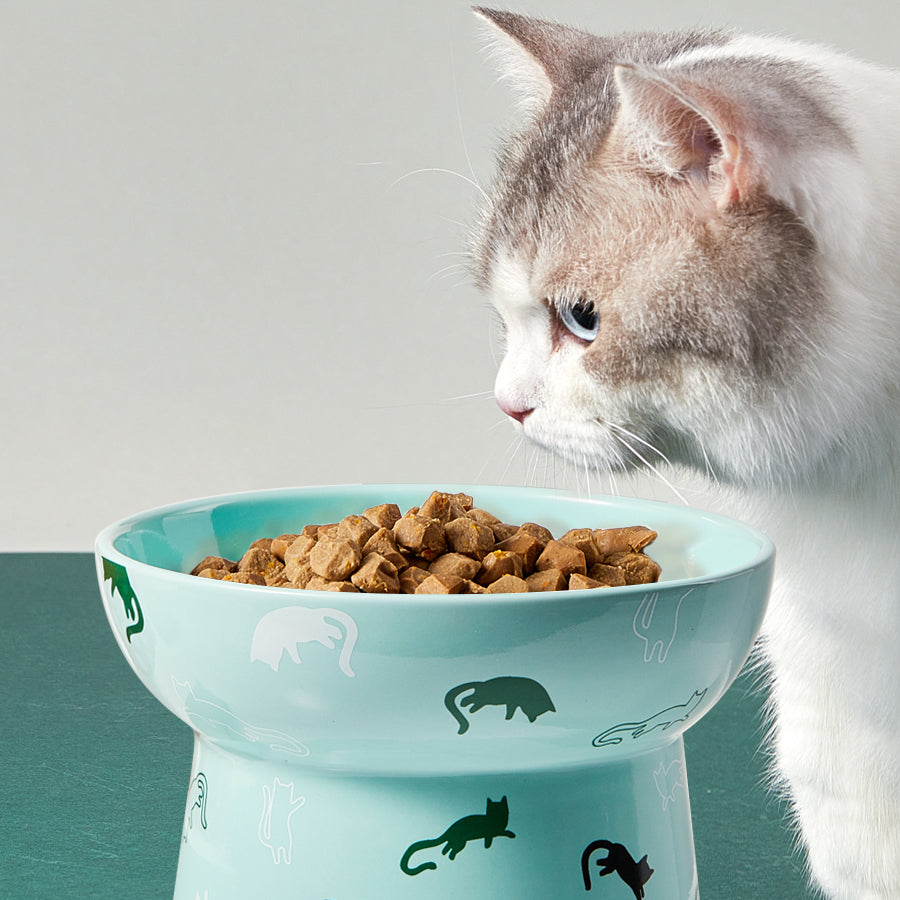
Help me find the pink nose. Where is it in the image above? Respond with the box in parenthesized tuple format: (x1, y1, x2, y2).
(497, 398, 534, 424)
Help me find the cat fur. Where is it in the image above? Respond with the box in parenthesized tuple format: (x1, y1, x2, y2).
(472, 10, 900, 899)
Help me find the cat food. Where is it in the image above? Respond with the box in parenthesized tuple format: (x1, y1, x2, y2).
(190, 491, 661, 594)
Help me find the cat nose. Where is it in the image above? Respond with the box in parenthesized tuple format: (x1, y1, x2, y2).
(497, 398, 534, 424)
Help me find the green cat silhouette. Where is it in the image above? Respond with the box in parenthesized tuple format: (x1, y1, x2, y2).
(444, 676, 556, 734)
(400, 796, 515, 876)
(102, 557, 144, 642)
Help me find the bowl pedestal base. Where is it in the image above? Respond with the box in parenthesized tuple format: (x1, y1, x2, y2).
(174, 733, 700, 899)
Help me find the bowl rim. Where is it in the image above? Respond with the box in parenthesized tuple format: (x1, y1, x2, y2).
(94, 482, 775, 605)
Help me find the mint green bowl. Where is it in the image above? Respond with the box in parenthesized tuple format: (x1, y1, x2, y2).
(96, 484, 773, 899)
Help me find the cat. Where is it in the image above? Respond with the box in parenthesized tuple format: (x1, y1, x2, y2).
(400, 796, 515, 875)
(592, 688, 708, 747)
(581, 839, 654, 897)
(444, 675, 556, 733)
(471, 10, 900, 899)
(250, 605, 358, 678)
(258, 778, 305, 865)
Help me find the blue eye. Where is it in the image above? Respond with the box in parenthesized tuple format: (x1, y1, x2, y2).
(558, 298, 599, 342)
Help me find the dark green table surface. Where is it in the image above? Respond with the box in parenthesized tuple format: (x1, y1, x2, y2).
(0, 553, 815, 898)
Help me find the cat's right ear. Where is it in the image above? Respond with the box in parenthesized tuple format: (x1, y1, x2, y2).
(473, 8, 596, 114)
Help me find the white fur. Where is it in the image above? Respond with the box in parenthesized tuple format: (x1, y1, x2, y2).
(479, 20, 900, 899)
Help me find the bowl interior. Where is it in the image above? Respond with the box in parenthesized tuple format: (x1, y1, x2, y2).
(100, 483, 770, 587)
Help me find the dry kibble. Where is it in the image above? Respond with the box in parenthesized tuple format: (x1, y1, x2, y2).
(189, 492, 660, 595)
(594, 526, 658, 555)
(558, 528, 602, 568)
(270, 534, 300, 562)
(238, 547, 285, 583)
(485, 574, 529, 593)
(444, 516, 495, 559)
(568, 573, 606, 591)
(363, 503, 402, 530)
(190, 555, 237, 576)
(415, 573, 465, 594)
(393, 515, 447, 561)
(495, 530, 545, 572)
(428, 552, 481, 581)
(399, 565, 431, 594)
(519, 522, 554, 544)
(603, 551, 662, 585)
(477, 550, 524, 586)
(361, 527, 407, 571)
(588, 563, 628, 587)
(351, 553, 400, 594)
(535, 540, 587, 577)
(525, 568, 569, 592)
(309, 538, 362, 581)
(222, 571, 266, 585)
(337, 514, 378, 548)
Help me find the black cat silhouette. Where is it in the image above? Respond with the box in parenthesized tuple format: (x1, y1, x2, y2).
(400, 796, 515, 875)
(581, 839, 654, 897)
(444, 676, 556, 734)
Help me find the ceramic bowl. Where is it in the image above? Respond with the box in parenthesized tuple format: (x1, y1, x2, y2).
(96, 483, 773, 899)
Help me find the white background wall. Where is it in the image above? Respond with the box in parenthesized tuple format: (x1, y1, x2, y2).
(3, 0, 897, 550)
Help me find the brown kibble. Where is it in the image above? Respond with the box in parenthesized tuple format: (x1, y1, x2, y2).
(485, 574, 529, 593)
(594, 526, 658, 555)
(418, 491, 455, 523)
(190, 555, 237, 576)
(249, 537, 274, 552)
(466, 507, 500, 526)
(307, 575, 360, 592)
(363, 503, 402, 530)
(460, 579, 487, 594)
(558, 528, 602, 568)
(270, 534, 300, 562)
(284, 534, 316, 585)
(587, 563, 627, 587)
(477, 549, 524, 586)
(361, 527, 407, 570)
(519, 522, 554, 544)
(309, 538, 362, 581)
(286, 559, 314, 588)
(238, 547, 285, 582)
(495, 530, 544, 572)
(415, 573, 465, 594)
(399, 565, 431, 594)
(351, 553, 400, 594)
(222, 571, 266, 585)
(337, 514, 378, 548)
(393, 515, 447, 561)
(428, 552, 481, 581)
(535, 540, 587, 577)
(568, 573, 607, 591)
(604, 551, 662, 584)
(444, 516, 495, 559)
(489, 522, 520, 542)
(196, 567, 227, 580)
(525, 568, 568, 592)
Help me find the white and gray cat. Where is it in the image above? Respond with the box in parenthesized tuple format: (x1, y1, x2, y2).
(471, 9, 900, 899)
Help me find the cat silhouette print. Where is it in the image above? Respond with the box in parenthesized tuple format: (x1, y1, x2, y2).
(101, 557, 144, 642)
(250, 605, 358, 677)
(581, 840, 654, 897)
(592, 689, 707, 747)
(400, 797, 515, 875)
(444, 676, 556, 733)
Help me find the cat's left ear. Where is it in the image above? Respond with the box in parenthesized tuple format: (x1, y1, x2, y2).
(612, 63, 755, 209)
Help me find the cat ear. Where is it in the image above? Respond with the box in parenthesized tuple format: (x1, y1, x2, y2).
(474, 8, 600, 113)
(612, 62, 754, 208)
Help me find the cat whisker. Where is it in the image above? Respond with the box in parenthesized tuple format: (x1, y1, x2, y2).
(391, 167, 489, 203)
(606, 421, 674, 467)
(608, 431, 689, 505)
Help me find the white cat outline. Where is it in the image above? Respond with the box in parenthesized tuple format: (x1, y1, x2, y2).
(653, 758, 686, 810)
(250, 605, 358, 678)
(258, 777, 305, 865)
(632, 589, 691, 663)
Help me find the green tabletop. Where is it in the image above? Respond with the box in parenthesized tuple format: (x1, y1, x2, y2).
(0, 553, 814, 898)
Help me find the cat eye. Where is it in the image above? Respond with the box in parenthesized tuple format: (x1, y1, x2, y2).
(557, 298, 599, 342)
